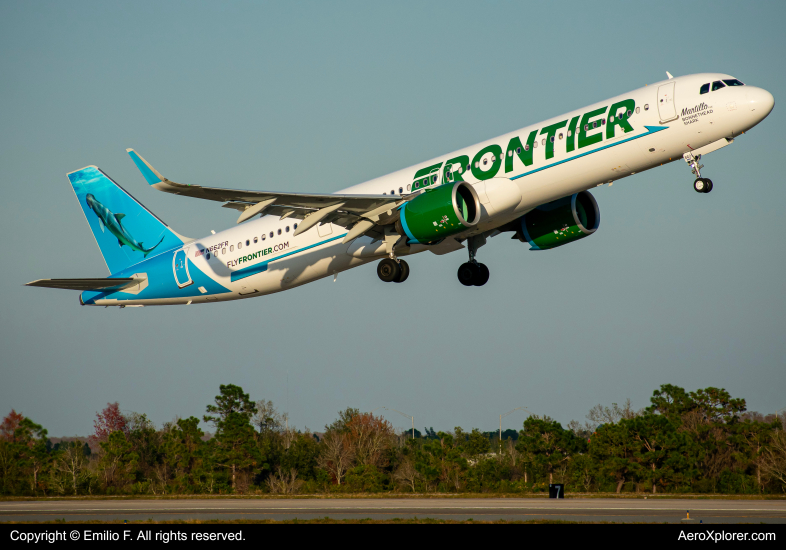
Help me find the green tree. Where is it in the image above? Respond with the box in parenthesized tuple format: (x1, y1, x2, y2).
(99, 431, 138, 491)
(626, 414, 695, 493)
(204, 385, 261, 492)
(517, 417, 584, 484)
(590, 422, 634, 493)
(161, 417, 205, 492)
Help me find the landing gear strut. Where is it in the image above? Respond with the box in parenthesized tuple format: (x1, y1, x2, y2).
(684, 151, 713, 193)
(377, 258, 409, 283)
(457, 235, 490, 287)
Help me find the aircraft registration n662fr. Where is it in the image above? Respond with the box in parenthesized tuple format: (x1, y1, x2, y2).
(28, 73, 774, 307)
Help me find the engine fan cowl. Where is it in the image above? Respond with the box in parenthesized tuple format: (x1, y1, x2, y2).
(398, 182, 481, 244)
(518, 191, 600, 250)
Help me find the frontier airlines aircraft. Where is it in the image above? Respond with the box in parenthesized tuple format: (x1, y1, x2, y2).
(29, 73, 774, 307)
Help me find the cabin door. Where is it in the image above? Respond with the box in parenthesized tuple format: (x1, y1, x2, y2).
(657, 81, 678, 123)
(173, 248, 193, 288)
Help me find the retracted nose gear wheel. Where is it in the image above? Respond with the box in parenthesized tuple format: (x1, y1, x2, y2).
(377, 258, 401, 282)
(693, 178, 713, 193)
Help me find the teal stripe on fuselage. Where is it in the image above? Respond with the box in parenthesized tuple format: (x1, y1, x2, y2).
(230, 233, 348, 282)
(509, 126, 668, 181)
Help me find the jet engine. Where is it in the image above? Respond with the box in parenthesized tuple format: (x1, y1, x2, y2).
(397, 182, 481, 244)
(515, 191, 600, 250)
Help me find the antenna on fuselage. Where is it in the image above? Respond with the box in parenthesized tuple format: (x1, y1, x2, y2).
(666, 71, 674, 79)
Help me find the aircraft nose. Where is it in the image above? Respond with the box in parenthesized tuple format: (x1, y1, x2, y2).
(747, 87, 774, 118)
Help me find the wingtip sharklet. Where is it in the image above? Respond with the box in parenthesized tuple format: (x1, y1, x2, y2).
(126, 149, 165, 185)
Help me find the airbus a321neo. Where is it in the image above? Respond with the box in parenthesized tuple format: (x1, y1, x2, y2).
(28, 73, 774, 307)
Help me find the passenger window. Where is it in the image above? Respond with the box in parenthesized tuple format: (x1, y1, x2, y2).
(415, 182, 420, 188)
(711, 80, 726, 91)
(262, 234, 266, 241)
(238, 242, 242, 249)
(626, 110, 632, 117)
(635, 107, 640, 114)
(406, 184, 411, 191)
(230, 245, 234, 252)
(285, 226, 290, 232)
(516, 147, 521, 154)
(549, 136, 555, 143)
(253, 237, 258, 244)
(584, 125, 589, 131)
(533, 141, 538, 148)
(723, 79, 744, 86)
(399, 187, 403, 194)
(644, 104, 649, 111)
(541, 138, 546, 145)
(222, 248, 226, 254)
(269, 232, 274, 238)
(294, 223, 298, 230)
(390, 189, 395, 195)
(700, 83, 710, 94)
(206, 252, 211, 260)
(277, 229, 282, 235)
(245, 240, 250, 246)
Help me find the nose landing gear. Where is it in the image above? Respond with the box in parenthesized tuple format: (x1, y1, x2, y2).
(684, 151, 713, 193)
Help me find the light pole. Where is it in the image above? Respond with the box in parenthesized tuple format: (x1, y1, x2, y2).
(385, 407, 415, 439)
(499, 407, 533, 453)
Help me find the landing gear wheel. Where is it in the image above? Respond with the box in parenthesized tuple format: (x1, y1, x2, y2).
(393, 259, 409, 283)
(473, 263, 489, 286)
(457, 262, 478, 286)
(377, 258, 401, 282)
(694, 178, 713, 193)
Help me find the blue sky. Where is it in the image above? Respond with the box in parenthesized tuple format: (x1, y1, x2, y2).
(1, 0, 784, 436)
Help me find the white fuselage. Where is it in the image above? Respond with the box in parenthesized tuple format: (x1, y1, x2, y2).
(94, 73, 774, 306)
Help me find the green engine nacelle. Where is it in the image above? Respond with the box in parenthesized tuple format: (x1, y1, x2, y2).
(398, 182, 481, 244)
(517, 191, 600, 250)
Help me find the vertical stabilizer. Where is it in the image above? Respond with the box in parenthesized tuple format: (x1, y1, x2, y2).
(68, 166, 187, 274)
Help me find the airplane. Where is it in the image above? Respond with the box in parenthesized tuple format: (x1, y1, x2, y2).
(27, 73, 774, 307)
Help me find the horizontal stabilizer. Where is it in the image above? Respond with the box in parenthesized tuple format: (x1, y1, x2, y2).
(26, 278, 143, 291)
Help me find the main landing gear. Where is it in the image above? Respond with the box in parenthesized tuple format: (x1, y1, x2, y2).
(457, 235, 489, 287)
(377, 258, 409, 283)
(684, 151, 713, 194)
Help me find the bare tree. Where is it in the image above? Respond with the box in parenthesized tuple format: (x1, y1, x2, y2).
(266, 467, 304, 494)
(254, 400, 285, 435)
(346, 413, 394, 468)
(762, 430, 786, 492)
(318, 432, 354, 486)
(54, 442, 88, 495)
(393, 459, 420, 492)
(586, 398, 642, 428)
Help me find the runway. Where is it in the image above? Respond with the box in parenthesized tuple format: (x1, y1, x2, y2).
(2, 497, 786, 523)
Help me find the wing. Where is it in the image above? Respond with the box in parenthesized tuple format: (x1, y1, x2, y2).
(26, 278, 142, 291)
(127, 149, 408, 241)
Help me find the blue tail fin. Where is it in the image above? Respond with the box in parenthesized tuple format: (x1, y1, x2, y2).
(68, 166, 187, 274)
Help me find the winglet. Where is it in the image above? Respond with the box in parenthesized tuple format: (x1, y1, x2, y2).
(126, 149, 165, 185)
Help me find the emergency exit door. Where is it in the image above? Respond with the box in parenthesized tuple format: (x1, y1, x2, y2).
(657, 81, 678, 123)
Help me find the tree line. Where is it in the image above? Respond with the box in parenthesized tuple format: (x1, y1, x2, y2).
(1, 383, 785, 496)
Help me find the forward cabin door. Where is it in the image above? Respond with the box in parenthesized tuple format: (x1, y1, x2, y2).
(173, 247, 193, 288)
(657, 81, 678, 123)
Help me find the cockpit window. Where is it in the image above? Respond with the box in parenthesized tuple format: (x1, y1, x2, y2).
(723, 79, 745, 87)
(699, 83, 710, 95)
(711, 80, 726, 91)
